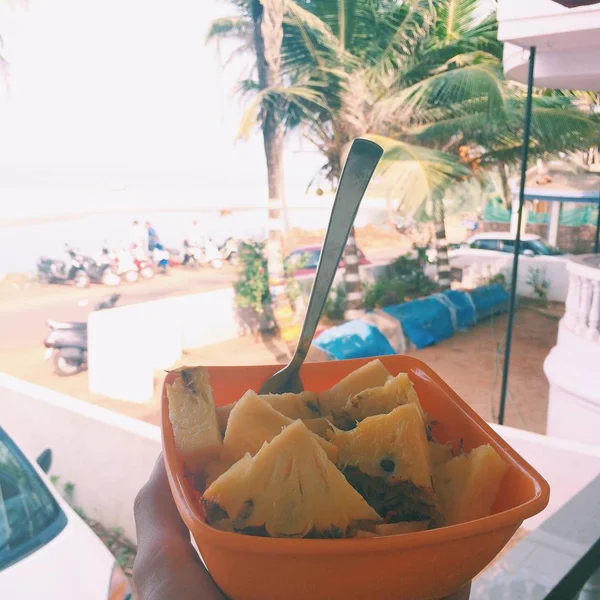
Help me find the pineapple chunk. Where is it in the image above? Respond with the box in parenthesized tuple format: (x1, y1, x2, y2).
(433, 444, 509, 526)
(428, 441, 454, 468)
(167, 367, 222, 473)
(337, 372, 426, 424)
(224, 390, 338, 463)
(215, 402, 235, 436)
(302, 417, 335, 438)
(319, 359, 392, 415)
(329, 403, 439, 521)
(203, 421, 380, 537)
(259, 391, 321, 419)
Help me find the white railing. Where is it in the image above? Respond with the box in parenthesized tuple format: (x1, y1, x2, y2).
(564, 255, 600, 343)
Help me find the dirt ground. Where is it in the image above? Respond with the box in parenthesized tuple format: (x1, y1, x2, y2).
(2, 305, 559, 435)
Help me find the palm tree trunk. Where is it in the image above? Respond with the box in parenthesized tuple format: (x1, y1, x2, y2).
(498, 162, 512, 210)
(344, 226, 364, 318)
(434, 191, 451, 291)
(252, 0, 285, 292)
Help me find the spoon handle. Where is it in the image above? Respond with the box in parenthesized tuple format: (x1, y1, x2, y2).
(291, 138, 383, 365)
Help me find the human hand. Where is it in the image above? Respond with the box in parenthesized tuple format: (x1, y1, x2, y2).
(133, 455, 226, 599)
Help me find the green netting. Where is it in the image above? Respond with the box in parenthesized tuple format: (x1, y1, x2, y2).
(560, 205, 599, 226)
(483, 201, 599, 227)
(483, 201, 511, 223)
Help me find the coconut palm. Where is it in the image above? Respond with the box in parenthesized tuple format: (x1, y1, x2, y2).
(209, 0, 469, 306)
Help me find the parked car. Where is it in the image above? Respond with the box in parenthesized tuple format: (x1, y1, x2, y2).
(449, 233, 566, 269)
(284, 244, 371, 276)
(0, 427, 132, 599)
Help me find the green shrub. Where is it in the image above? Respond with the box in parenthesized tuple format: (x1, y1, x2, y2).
(526, 267, 550, 305)
(387, 254, 437, 298)
(363, 277, 406, 311)
(323, 284, 347, 322)
(234, 241, 271, 313)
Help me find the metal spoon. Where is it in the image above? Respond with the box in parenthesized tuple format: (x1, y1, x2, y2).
(259, 138, 383, 395)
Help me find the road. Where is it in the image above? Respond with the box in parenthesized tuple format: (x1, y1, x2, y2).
(0, 267, 237, 352)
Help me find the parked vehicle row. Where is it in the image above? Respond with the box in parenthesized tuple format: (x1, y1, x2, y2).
(35, 237, 239, 288)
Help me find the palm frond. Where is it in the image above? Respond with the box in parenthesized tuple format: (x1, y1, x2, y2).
(435, 0, 481, 43)
(206, 15, 252, 43)
(365, 134, 469, 216)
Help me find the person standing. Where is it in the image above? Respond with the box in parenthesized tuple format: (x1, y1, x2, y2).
(146, 221, 160, 253)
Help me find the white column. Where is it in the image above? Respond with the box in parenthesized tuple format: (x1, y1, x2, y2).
(548, 201, 561, 247)
(564, 273, 581, 330)
(576, 278, 592, 335)
(586, 280, 600, 342)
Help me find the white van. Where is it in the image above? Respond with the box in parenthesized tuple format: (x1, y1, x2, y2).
(0, 427, 133, 599)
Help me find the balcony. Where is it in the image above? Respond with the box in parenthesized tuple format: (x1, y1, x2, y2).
(544, 255, 600, 445)
(498, 0, 600, 88)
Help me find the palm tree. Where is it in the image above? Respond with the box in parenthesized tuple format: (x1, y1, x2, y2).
(208, 0, 288, 299)
(210, 0, 469, 309)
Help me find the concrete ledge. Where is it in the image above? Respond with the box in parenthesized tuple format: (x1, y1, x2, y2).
(0, 373, 161, 541)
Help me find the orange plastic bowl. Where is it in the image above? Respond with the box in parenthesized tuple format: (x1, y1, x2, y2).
(162, 356, 549, 600)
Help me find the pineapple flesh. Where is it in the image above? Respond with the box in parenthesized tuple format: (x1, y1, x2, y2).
(433, 444, 509, 526)
(203, 421, 380, 538)
(329, 403, 440, 522)
(223, 390, 338, 463)
(319, 359, 392, 416)
(259, 391, 321, 419)
(336, 372, 426, 426)
(167, 367, 223, 473)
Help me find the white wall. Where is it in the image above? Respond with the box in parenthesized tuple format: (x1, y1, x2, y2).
(88, 287, 238, 402)
(0, 373, 160, 541)
(88, 265, 389, 403)
(544, 322, 600, 446)
(455, 253, 569, 302)
(2, 372, 600, 543)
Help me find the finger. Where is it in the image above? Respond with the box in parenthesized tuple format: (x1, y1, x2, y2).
(133, 455, 227, 600)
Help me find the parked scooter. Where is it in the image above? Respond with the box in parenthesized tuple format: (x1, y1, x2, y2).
(182, 238, 223, 269)
(130, 243, 154, 279)
(106, 246, 139, 283)
(43, 293, 120, 376)
(219, 237, 239, 264)
(37, 245, 91, 288)
(81, 249, 121, 286)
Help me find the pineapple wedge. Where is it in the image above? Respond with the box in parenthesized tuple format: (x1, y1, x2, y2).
(336, 372, 426, 425)
(319, 359, 392, 416)
(167, 367, 222, 473)
(259, 391, 321, 419)
(203, 421, 380, 538)
(428, 441, 455, 468)
(223, 390, 338, 463)
(433, 444, 509, 525)
(329, 403, 439, 522)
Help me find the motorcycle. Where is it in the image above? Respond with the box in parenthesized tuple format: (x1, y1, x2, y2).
(37, 246, 91, 288)
(219, 237, 239, 264)
(81, 248, 121, 286)
(108, 246, 139, 283)
(182, 238, 223, 269)
(129, 243, 154, 279)
(43, 293, 120, 376)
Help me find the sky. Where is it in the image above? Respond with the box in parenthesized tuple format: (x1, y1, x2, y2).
(0, 0, 498, 220)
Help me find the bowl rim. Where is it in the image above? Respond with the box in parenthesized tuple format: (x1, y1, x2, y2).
(162, 356, 550, 555)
